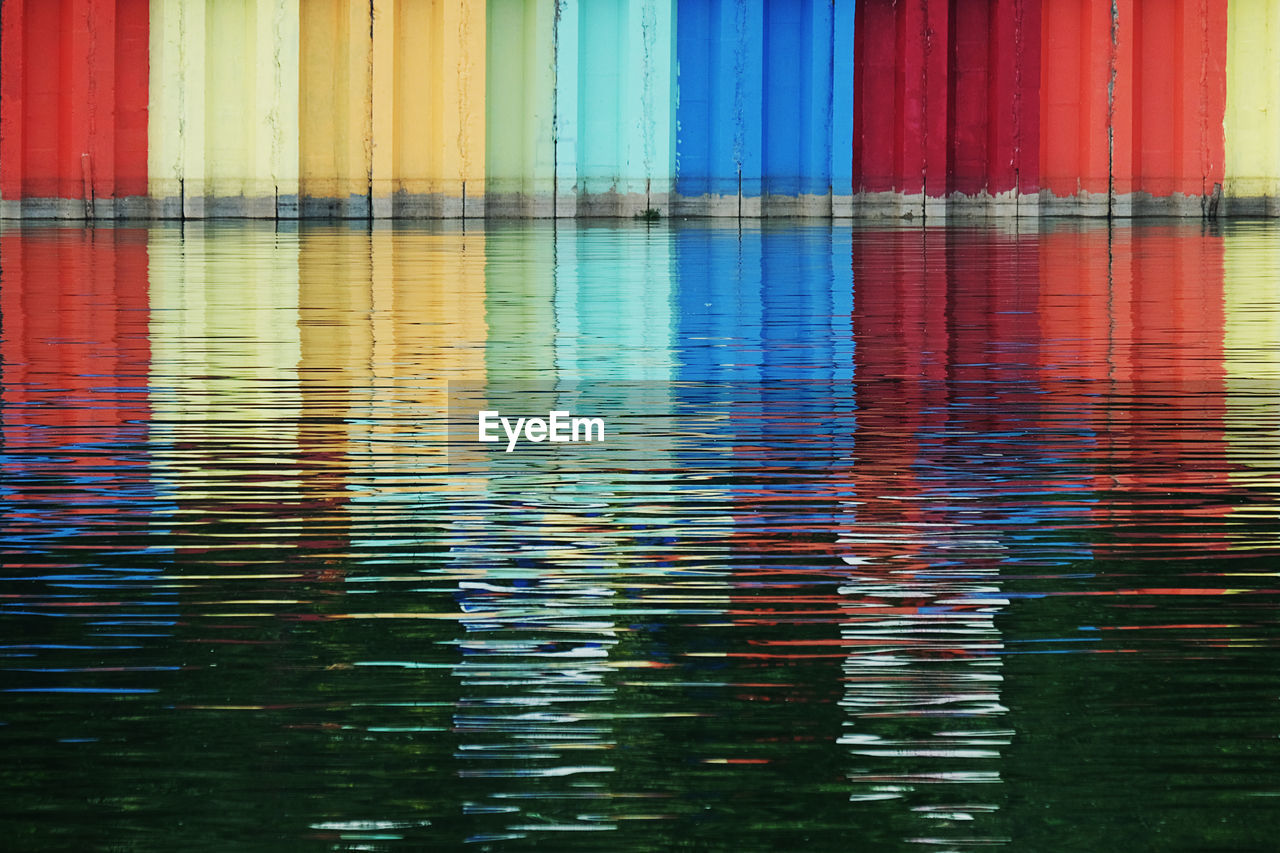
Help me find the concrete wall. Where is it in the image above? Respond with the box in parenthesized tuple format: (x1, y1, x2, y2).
(299, 0, 373, 218)
(853, 0, 1041, 219)
(0, 0, 151, 218)
(0, 0, 1275, 219)
(371, 0, 487, 218)
(557, 0, 675, 217)
(148, 0, 300, 217)
(674, 0, 854, 217)
(1225, 0, 1280, 215)
(485, 0, 557, 217)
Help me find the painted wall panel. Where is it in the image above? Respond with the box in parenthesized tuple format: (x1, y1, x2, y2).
(486, 0, 557, 216)
(950, 0, 1041, 198)
(1225, 0, 1280, 212)
(0, 0, 1256, 219)
(1124, 1, 1226, 210)
(853, 0, 1039, 216)
(762, 1, 830, 200)
(299, 0, 373, 217)
(1039, 0, 1110, 209)
(831, 0, 855, 212)
(0, 0, 149, 217)
(148, 0, 299, 217)
(674, 0, 761, 207)
(1041, 0, 1225, 216)
(558, 0, 674, 216)
(675, 0, 853, 216)
(852, 0, 948, 209)
(370, 0, 486, 217)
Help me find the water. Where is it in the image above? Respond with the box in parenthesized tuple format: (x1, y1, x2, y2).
(4, 220, 1280, 852)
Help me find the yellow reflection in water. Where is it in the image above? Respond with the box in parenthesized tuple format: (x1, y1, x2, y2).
(148, 224, 302, 499)
(1223, 228, 1280, 493)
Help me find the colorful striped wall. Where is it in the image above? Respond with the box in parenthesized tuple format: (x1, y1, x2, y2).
(2, 0, 1280, 218)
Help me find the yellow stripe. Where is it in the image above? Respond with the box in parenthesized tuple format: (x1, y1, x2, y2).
(300, 0, 371, 201)
(1225, 0, 1280, 199)
(371, 0, 486, 214)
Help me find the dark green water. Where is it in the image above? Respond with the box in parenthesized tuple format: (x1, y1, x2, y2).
(4, 221, 1280, 851)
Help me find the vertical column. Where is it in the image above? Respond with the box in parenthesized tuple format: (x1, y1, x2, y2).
(676, 0, 854, 218)
(852, 0, 899, 209)
(1109, 0, 1136, 214)
(203, 1, 256, 209)
(831, 0, 855, 216)
(1225, 0, 1280, 215)
(989, 0, 1041, 214)
(673, 0, 764, 216)
(73, 1, 118, 210)
(1040, 0, 1225, 217)
(114, 0, 152, 212)
(553, 0, 579, 216)
(370, 0, 396, 218)
(950, 3, 993, 199)
(259, 0, 301, 217)
(631, 0, 675, 213)
(0, 0, 149, 218)
(762, 0, 834, 215)
(300, 0, 373, 217)
(446, 0, 487, 216)
(148, 0, 205, 216)
(149, 0, 297, 218)
(558, 0, 674, 217)
(0, 0, 27, 214)
(370, 0, 486, 218)
(1115, 0, 1225, 215)
(853, 0, 940, 217)
(1039, 0, 1112, 215)
(576, 0, 627, 209)
(920, 0, 950, 216)
(1196, 1, 1229, 213)
(852, 0, 1038, 217)
(485, 0, 557, 216)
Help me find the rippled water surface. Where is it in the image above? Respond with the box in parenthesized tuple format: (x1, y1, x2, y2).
(5, 220, 1280, 851)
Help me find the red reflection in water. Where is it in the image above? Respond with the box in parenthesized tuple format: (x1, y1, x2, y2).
(1039, 225, 1230, 541)
(1, 227, 150, 517)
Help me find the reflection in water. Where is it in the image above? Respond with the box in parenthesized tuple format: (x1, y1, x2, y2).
(5, 221, 1280, 850)
(1224, 228, 1280, 499)
(1, 226, 167, 653)
(2, 227, 153, 545)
